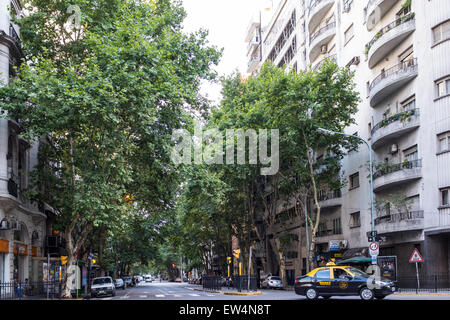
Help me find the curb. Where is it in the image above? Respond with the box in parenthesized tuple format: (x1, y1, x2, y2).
(223, 291, 262, 296)
(393, 292, 450, 296)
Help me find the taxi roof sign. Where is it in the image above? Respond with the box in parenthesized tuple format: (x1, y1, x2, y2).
(409, 248, 424, 263)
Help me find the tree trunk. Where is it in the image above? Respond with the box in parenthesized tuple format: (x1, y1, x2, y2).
(273, 238, 287, 287)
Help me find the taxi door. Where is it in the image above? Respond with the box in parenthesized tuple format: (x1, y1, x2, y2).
(330, 268, 355, 295)
(313, 268, 333, 294)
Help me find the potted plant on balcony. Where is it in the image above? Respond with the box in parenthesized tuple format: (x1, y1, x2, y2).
(401, 158, 411, 169)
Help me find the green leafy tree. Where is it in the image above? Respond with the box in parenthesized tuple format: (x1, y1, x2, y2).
(0, 0, 219, 297)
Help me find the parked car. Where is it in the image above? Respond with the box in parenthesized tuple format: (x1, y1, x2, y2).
(123, 276, 133, 287)
(144, 275, 152, 282)
(91, 277, 116, 298)
(294, 266, 396, 300)
(114, 278, 125, 290)
(261, 276, 283, 289)
(174, 277, 182, 283)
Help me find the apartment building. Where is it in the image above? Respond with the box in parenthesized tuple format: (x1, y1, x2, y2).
(245, 0, 450, 280)
(0, 0, 47, 283)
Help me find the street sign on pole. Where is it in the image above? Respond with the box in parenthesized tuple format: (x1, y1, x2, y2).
(409, 248, 424, 290)
(369, 242, 379, 256)
(409, 248, 424, 263)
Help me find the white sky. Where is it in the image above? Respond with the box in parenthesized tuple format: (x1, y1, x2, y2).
(181, 0, 275, 105)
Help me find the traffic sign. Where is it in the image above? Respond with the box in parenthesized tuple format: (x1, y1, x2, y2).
(233, 249, 240, 259)
(369, 242, 379, 257)
(409, 248, 424, 263)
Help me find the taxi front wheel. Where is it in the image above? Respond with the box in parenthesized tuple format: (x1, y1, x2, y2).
(359, 287, 374, 300)
(305, 288, 318, 300)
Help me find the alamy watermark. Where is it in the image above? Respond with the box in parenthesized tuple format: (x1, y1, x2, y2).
(171, 121, 279, 175)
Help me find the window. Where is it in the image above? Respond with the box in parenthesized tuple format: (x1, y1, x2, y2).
(401, 96, 416, 112)
(437, 132, 450, 153)
(433, 20, 450, 45)
(436, 76, 450, 98)
(349, 173, 359, 189)
(350, 212, 360, 228)
(315, 268, 331, 280)
(344, 24, 354, 45)
(332, 218, 342, 234)
(403, 145, 418, 162)
(441, 188, 449, 206)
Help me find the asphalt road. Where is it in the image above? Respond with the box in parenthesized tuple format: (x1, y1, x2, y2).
(91, 281, 450, 300)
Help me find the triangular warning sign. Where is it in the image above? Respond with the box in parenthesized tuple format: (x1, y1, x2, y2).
(409, 248, 424, 263)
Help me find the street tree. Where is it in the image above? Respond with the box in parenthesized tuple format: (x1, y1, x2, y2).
(0, 0, 220, 297)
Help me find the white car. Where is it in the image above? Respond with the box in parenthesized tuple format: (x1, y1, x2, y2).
(91, 277, 116, 298)
(261, 276, 283, 289)
(144, 275, 152, 282)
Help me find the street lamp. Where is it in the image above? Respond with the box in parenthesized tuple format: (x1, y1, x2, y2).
(317, 128, 375, 235)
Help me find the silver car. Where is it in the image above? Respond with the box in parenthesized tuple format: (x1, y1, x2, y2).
(91, 277, 116, 298)
(261, 276, 283, 289)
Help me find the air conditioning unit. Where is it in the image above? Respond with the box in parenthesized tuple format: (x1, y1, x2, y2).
(0, 219, 10, 230)
(390, 144, 398, 154)
(321, 45, 328, 54)
(339, 240, 348, 249)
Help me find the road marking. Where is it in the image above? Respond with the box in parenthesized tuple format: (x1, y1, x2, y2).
(139, 295, 147, 298)
(207, 294, 215, 297)
(190, 294, 200, 297)
(103, 297, 113, 300)
(174, 295, 182, 297)
(155, 294, 165, 298)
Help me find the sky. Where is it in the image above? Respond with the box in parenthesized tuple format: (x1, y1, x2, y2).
(181, 0, 276, 104)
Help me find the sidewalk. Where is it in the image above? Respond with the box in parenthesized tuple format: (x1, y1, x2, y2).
(186, 285, 262, 295)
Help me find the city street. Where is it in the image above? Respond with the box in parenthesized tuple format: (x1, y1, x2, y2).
(91, 281, 450, 301)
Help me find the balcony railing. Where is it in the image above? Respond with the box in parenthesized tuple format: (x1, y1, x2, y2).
(369, 58, 417, 92)
(309, 0, 329, 14)
(375, 210, 424, 225)
(318, 189, 342, 202)
(310, 21, 336, 44)
(371, 108, 419, 136)
(373, 158, 422, 180)
(365, 13, 415, 54)
(9, 23, 21, 48)
(313, 54, 337, 71)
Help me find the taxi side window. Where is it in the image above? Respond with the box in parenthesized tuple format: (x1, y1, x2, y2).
(333, 268, 350, 279)
(315, 268, 331, 280)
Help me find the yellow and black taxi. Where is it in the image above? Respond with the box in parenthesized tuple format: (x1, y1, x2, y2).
(294, 264, 396, 300)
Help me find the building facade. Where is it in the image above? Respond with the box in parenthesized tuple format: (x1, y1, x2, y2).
(0, 0, 47, 283)
(245, 0, 450, 281)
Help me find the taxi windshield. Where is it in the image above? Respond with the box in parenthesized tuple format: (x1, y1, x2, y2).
(345, 267, 369, 278)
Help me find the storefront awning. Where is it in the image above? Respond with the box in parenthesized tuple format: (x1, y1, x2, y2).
(341, 247, 368, 259)
(336, 256, 372, 265)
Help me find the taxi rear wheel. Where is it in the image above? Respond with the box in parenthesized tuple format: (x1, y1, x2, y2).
(359, 287, 374, 300)
(305, 288, 318, 300)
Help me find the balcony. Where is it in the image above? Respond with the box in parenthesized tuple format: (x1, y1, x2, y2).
(317, 190, 342, 209)
(371, 108, 420, 149)
(365, 0, 397, 31)
(369, 58, 418, 107)
(366, 13, 415, 69)
(0, 23, 22, 61)
(247, 56, 261, 74)
(309, 22, 336, 63)
(375, 210, 424, 234)
(312, 54, 337, 71)
(373, 159, 422, 192)
(247, 35, 260, 55)
(308, 0, 335, 34)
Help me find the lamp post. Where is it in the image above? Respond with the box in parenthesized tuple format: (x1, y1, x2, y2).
(317, 128, 375, 235)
